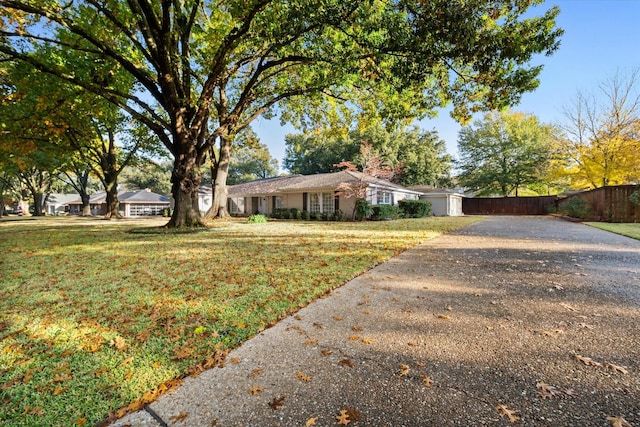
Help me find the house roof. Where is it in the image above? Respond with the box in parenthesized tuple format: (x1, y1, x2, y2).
(47, 193, 81, 205)
(228, 171, 421, 197)
(410, 186, 465, 197)
(68, 189, 170, 205)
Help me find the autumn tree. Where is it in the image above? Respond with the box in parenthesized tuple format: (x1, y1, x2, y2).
(456, 110, 556, 196)
(0, 0, 562, 227)
(557, 69, 640, 189)
(0, 57, 157, 218)
(335, 142, 401, 219)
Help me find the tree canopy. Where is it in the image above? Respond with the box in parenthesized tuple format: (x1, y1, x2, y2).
(456, 110, 556, 196)
(1, 0, 562, 226)
(284, 123, 452, 187)
(557, 68, 640, 189)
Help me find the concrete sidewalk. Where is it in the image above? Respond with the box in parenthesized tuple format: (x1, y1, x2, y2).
(110, 216, 640, 427)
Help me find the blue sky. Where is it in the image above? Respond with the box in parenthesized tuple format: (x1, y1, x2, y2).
(252, 0, 640, 171)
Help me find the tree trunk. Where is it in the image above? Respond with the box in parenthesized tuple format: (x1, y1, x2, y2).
(81, 193, 92, 216)
(103, 171, 121, 219)
(32, 192, 45, 216)
(167, 149, 204, 227)
(209, 134, 232, 218)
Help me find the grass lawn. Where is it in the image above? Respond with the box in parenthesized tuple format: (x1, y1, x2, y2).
(0, 215, 481, 427)
(585, 222, 640, 240)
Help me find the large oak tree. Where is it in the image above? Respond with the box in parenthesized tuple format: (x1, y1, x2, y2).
(1, 0, 562, 227)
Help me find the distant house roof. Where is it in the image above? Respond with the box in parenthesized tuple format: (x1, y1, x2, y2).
(409, 186, 465, 196)
(228, 171, 421, 197)
(68, 189, 170, 205)
(47, 193, 81, 205)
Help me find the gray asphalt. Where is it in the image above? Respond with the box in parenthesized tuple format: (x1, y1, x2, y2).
(110, 216, 640, 427)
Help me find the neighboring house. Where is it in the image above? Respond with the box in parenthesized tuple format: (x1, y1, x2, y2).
(67, 189, 171, 217)
(227, 171, 422, 217)
(44, 193, 81, 215)
(410, 186, 464, 216)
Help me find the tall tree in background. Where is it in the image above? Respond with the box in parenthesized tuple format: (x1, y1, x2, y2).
(557, 69, 640, 189)
(227, 143, 279, 185)
(284, 123, 452, 187)
(1, 0, 562, 227)
(121, 161, 173, 195)
(457, 110, 556, 196)
(283, 130, 359, 175)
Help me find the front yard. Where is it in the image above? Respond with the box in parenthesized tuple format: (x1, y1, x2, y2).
(0, 215, 480, 427)
(586, 222, 640, 240)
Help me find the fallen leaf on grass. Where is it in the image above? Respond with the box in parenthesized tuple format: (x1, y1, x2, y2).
(351, 326, 363, 332)
(607, 416, 632, 427)
(333, 316, 344, 321)
(361, 337, 375, 344)
(296, 371, 312, 382)
(398, 364, 410, 376)
(110, 336, 127, 351)
(268, 396, 285, 410)
(321, 349, 333, 356)
(305, 339, 318, 346)
(496, 404, 520, 423)
(435, 314, 450, 320)
(172, 346, 194, 360)
(605, 363, 629, 374)
(169, 412, 188, 422)
(313, 322, 324, 329)
(52, 385, 68, 396)
(349, 335, 361, 341)
(306, 417, 318, 426)
(248, 386, 264, 395)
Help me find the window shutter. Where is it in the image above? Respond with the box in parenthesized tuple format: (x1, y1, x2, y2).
(334, 192, 339, 211)
(303, 192, 308, 211)
(272, 196, 276, 210)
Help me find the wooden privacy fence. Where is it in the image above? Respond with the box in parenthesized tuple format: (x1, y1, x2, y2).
(463, 185, 640, 222)
(463, 196, 557, 216)
(559, 185, 640, 223)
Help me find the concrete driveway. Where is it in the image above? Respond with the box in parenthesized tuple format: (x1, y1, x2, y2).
(110, 216, 640, 427)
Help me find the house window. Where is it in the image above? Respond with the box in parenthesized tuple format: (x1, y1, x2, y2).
(274, 196, 283, 209)
(229, 198, 244, 214)
(309, 192, 334, 214)
(377, 190, 393, 205)
(309, 193, 321, 213)
(322, 193, 335, 214)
